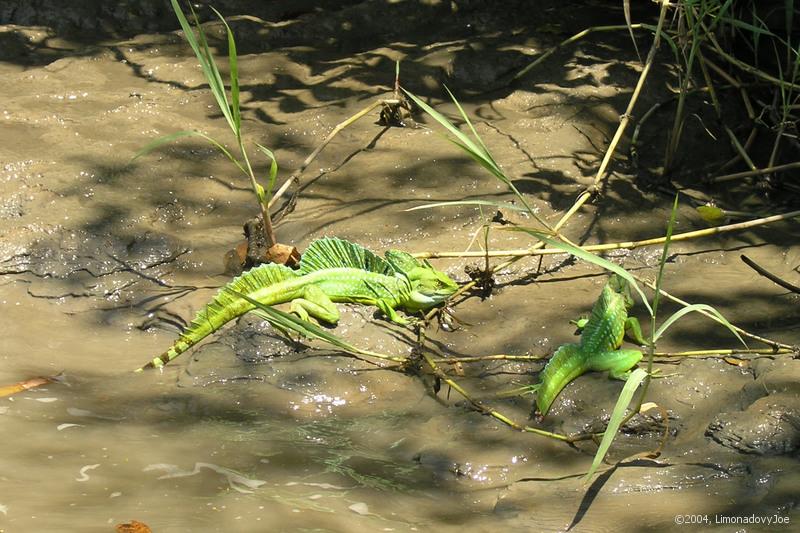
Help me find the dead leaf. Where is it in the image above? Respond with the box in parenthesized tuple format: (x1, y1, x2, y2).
(115, 520, 152, 533)
(0, 374, 58, 398)
(266, 243, 301, 267)
(724, 356, 748, 367)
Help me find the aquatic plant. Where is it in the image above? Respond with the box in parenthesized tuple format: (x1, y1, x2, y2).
(134, 0, 283, 259)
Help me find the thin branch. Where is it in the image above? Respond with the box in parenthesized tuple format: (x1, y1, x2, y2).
(740, 254, 800, 294)
(413, 209, 800, 259)
(268, 99, 386, 209)
(636, 277, 795, 351)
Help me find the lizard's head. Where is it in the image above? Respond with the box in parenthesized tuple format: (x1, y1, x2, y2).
(608, 274, 635, 309)
(386, 250, 459, 311)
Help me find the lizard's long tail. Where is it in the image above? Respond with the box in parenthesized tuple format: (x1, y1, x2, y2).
(534, 343, 587, 417)
(136, 263, 298, 371)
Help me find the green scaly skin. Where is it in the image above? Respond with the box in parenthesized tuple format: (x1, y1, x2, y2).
(138, 238, 458, 371)
(533, 274, 646, 417)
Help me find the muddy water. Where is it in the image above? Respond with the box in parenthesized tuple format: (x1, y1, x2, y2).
(2, 2, 800, 532)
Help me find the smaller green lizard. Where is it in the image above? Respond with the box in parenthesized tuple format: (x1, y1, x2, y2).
(532, 274, 646, 417)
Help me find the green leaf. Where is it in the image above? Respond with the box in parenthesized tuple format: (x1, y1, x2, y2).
(508, 227, 654, 316)
(584, 368, 648, 482)
(718, 16, 775, 36)
(402, 90, 492, 173)
(696, 205, 726, 226)
(254, 183, 266, 205)
(131, 129, 246, 175)
(406, 200, 528, 212)
(255, 143, 278, 197)
(443, 85, 491, 159)
(653, 303, 746, 346)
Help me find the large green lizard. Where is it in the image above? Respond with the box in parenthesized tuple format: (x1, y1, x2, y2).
(138, 238, 458, 371)
(532, 274, 646, 417)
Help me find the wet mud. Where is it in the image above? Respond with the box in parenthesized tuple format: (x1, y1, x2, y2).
(1, 1, 799, 531)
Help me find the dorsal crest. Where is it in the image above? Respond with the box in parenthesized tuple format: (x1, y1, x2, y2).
(298, 238, 395, 276)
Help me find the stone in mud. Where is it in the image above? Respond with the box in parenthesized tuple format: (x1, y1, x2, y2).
(750, 357, 800, 395)
(706, 394, 800, 455)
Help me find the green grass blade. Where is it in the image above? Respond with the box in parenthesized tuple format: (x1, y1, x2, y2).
(254, 143, 278, 197)
(508, 227, 653, 316)
(652, 195, 679, 319)
(132, 129, 246, 175)
(403, 90, 491, 170)
(405, 89, 548, 229)
(406, 200, 529, 212)
(189, 4, 232, 129)
(170, 0, 235, 135)
(718, 16, 775, 37)
(229, 289, 396, 360)
(653, 304, 746, 346)
(210, 6, 241, 137)
(443, 85, 491, 158)
(584, 368, 648, 482)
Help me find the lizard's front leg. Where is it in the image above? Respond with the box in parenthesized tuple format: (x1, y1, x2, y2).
(289, 285, 340, 324)
(624, 317, 648, 346)
(374, 298, 410, 325)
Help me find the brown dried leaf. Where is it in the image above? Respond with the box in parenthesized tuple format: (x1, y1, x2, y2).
(724, 356, 748, 367)
(115, 520, 152, 533)
(265, 242, 301, 267)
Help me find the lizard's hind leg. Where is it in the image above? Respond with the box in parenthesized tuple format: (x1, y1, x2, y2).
(290, 285, 340, 324)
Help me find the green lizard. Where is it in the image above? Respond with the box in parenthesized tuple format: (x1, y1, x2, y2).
(138, 238, 458, 371)
(533, 274, 646, 417)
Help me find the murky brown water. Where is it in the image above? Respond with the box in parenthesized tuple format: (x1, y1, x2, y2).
(2, 2, 799, 532)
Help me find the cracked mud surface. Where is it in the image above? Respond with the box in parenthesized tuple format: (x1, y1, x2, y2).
(1, 1, 799, 531)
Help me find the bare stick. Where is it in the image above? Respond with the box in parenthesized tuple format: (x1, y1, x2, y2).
(268, 99, 386, 209)
(419, 348, 574, 442)
(741, 254, 800, 294)
(512, 23, 650, 82)
(655, 348, 794, 358)
(435, 354, 549, 364)
(710, 160, 800, 183)
(724, 126, 757, 171)
(636, 277, 795, 351)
